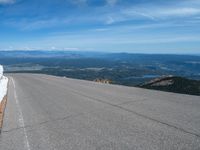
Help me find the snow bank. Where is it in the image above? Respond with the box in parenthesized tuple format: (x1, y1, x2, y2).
(0, 65, 8, 103)
(0, 65, 3, 78)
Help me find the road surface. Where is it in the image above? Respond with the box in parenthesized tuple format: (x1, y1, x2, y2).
(0, 73, 200, 150)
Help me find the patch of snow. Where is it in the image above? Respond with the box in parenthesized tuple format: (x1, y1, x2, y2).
(0, 65, 3, 78)
(151, 79, 174, 86)
(0, 65, 8, 102)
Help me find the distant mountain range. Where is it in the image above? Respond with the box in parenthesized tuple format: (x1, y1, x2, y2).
(0, 51, 199, 95)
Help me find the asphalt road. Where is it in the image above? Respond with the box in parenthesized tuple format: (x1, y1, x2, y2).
(0, 73, 200, 150)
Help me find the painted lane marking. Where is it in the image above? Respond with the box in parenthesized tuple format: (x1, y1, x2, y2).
(11, 77, 31, 150)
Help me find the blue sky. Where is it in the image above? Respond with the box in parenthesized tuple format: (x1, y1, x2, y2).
(0, 0, 200, 54)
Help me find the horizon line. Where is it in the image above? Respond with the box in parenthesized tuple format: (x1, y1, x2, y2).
(0, 50, 200, 56)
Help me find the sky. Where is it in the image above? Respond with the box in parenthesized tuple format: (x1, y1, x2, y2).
(0, 0, 200, 54)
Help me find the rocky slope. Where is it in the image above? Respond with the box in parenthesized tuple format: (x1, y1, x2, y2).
(139, 76, 200, 96)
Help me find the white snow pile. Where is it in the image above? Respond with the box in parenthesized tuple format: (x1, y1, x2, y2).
(0, 65, 8, 103)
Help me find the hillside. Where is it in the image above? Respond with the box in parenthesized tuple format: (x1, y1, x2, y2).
(139, 76, 200, 96)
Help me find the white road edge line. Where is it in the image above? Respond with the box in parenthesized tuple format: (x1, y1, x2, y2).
(11, 77, 31, 150)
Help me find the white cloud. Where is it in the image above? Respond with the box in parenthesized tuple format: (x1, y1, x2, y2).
(124, 7, 200, 21)
(113, 36, 200, 44)
(71, 0, 87, 6)
(62, 47, 80, 51)
(5, 18, 70, 31)
(107, 0, 117, 6)
(0, 46, 80, 51)
(91, 28, 110, 32)
(154, 8, 200, 18)
(105, 16, 115, 24)
(123, 10, 157, 20)
(51, 46, 56, 50)
(0, 0, 15, 5)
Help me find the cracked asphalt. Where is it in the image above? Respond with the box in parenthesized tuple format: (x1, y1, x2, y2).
(0, 73, 200, 150)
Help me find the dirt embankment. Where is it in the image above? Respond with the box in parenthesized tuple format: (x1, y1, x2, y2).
(0, 78, 8, 133)
(0, 95, 7, 133)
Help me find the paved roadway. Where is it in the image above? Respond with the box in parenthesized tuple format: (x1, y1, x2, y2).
(0, 73, 200, 150)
